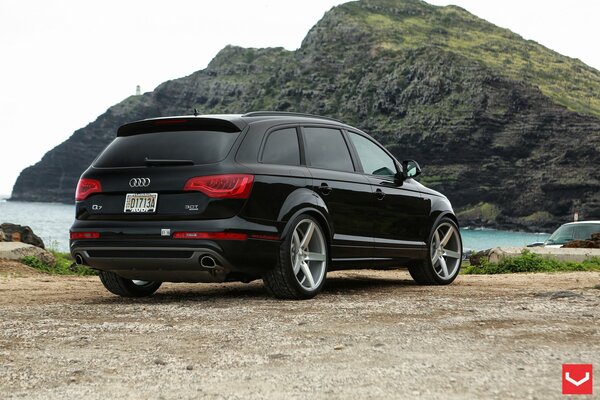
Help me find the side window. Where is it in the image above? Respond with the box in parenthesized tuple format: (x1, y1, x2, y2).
(303, 127, 354, 172)
(574, 225, 599, 240)
(348, 132, 397, 178)
(261, 128, 300, 165)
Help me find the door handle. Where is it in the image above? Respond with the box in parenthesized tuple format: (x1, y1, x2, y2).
(319, 183, 332, 196)
(375, 188, 385, 200)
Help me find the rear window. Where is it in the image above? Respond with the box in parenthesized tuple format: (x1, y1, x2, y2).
(93, 130, 240, 168)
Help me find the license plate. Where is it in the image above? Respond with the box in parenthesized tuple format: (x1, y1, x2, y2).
(124, 193, 158, 213)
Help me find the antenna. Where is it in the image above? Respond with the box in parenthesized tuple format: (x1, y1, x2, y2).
(193, 108, 199, 117)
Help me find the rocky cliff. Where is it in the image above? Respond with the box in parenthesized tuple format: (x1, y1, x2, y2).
(11, 0, 600, 231)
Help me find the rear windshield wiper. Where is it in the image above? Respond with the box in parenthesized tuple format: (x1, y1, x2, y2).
(144, 157, 194, 166)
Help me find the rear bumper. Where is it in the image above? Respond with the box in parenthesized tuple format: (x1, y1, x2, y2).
(70, 217, 281, 282)
(71, 246, 232, 282)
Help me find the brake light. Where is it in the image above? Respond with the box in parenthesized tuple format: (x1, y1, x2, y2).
(70, 231, 100, 240)
(183, 174, 254, 199)
(153, 119, 188, 126)
(76, 178, 102, 201)
(172, 232, 248, 240)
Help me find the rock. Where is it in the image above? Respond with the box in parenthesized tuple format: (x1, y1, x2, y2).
(469, 249, 490, 266)
(0, 242, 55, 266)
(0, 223, 45, 249)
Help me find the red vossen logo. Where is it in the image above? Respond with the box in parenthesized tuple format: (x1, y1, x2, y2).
(562, 364, 593, 395)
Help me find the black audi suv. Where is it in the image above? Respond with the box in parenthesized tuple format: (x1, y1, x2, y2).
(70, 112, 462, 299)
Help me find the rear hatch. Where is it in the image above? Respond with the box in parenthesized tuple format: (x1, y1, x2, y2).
(75, 117, 251, 221)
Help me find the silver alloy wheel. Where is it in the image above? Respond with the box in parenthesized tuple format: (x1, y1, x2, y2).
(132, 280, 151, 286)
(290, 219, 327, 291)
(430, 222, 462, 280)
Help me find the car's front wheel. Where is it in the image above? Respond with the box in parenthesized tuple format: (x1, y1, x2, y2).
(263, 214, 328, 299)
(409, 217, 462, 285)
(99, 271, 162, 297)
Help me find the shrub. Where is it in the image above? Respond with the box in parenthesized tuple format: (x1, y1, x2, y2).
(21, 251, 97, 276)
(462, 250, 600, 274)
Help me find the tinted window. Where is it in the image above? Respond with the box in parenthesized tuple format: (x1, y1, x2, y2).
(262, 128, 300, 165)
(93, 130, 239, 168)
(348, 132, 396, 178)
(303, 127, 354, 172)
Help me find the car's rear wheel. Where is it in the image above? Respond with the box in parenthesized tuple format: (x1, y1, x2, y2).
(99, 271, 161, 297)
(409, 217, 462, 285)
(263, 214, 328, 299)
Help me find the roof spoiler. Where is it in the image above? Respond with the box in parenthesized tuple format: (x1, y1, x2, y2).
(117, 117, 242, 137)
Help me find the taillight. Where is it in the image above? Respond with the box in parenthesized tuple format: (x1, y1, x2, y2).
(76, 178, 102, 201)
(172, 232, 248, 240)
(183, 174, 254, 199)
(70, 231, 100, 240)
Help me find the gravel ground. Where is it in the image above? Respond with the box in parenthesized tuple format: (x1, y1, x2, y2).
(0, 265, 599, 399)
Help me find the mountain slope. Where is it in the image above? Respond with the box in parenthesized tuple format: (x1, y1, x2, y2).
(11, 0, 600, 231)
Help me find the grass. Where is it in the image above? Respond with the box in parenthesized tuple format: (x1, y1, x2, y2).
(462, 250, 600, 274)
(20, 251, 97, 276)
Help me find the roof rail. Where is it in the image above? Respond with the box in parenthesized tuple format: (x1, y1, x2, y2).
(242, 111, 343, 124)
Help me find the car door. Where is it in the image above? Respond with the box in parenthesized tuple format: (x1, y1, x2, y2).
(301, 126, 374, 263)
(346, 131, 430, 261)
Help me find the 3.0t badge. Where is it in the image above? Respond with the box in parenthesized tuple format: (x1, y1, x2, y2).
(129, 178, 150, 188)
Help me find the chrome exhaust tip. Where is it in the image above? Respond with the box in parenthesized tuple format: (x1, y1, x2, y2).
(200, 255, 217, 269)
(75, 254, 84, 265)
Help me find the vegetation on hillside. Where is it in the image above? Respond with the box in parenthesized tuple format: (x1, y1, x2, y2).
(340, 0, 600, 118)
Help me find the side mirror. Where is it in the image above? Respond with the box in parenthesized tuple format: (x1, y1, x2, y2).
(401, 160, 421, 179)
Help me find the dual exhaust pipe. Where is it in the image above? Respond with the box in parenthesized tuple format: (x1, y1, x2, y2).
(200, 255, 218, 269)
(75, 253, 84, 265)
(75, 252, 219, 269)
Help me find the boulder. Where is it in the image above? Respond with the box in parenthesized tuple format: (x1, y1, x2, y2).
(0, 242, 56, 266)
(0, 223, 45, 249)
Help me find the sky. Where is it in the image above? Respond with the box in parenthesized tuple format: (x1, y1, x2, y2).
(1, 0, 599, 196)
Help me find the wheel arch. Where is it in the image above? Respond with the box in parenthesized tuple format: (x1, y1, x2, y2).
(280, 207, 333, 250)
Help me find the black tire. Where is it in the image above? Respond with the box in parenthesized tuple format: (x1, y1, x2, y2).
(263, 214, 328, 300)
(99, 271, 161, 297)
(408, 217, 462, 285)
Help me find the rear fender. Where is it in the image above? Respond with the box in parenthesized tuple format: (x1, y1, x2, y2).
(277, 188, 333, 243)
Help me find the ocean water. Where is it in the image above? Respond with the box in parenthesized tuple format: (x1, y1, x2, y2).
(0, 198, 75, 252)
(0, 197, 550, 253)
(460, 228, 550, 251)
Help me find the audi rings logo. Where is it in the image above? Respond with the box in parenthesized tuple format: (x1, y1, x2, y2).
(129, 178, 151, 188)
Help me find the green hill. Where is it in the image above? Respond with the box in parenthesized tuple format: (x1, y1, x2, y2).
(11, 0, 600, 231)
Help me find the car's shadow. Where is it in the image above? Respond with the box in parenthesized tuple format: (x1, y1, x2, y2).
(89, 275, 417, 305)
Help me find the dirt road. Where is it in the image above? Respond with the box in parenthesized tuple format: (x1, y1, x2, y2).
(1, 266, 599, 399)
